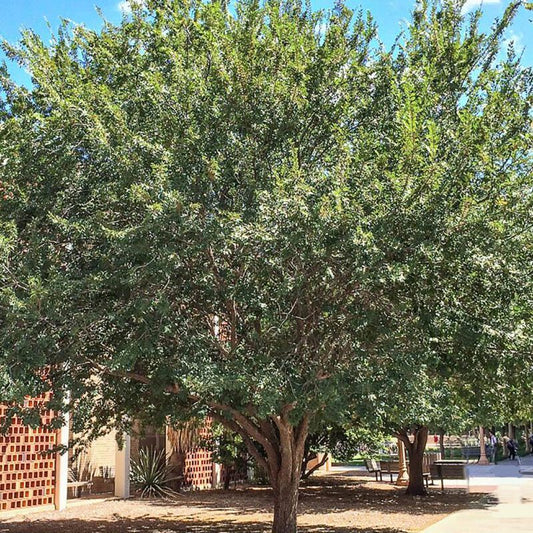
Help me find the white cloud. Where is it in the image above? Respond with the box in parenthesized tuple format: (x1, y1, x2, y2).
(118, 0, 146, 15)
(462, 0, 501, 14)
(118, 1, 132, 15)
(315, 22, 328, 36)
(503, 31, 524, 51)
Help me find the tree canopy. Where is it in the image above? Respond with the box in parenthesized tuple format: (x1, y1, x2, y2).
(1, 0, 532, 530)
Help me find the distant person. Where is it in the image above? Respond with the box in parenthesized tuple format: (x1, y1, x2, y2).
(507, 438, 518, 460)
(503, 435, 510, 457)
(529, 434, 533, 455)
(489, 432, 497, 463)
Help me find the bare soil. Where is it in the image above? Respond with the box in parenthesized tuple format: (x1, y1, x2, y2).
(0, 471, 493, 533)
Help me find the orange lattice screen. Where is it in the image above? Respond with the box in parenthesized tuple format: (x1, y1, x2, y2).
(0, 396, 57, 511)
(184, 449, 213, 489)
(183, 419, 214, 489)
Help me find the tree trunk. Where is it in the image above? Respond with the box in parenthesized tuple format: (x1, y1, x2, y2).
(272, 477, 300, 533)
(479, 426, 489, 465)
(210, 405, 310, 533)
(223, 467, 232, 490)
(399, 425, 428, 496)
(406, 446, 425, 496)
(269, 414, 308, 533)
(168, 450, 186, 491)
(301, 450, 316, 479)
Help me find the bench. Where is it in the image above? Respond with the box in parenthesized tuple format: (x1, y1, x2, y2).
(364, 459, 382, 481)
(461, 446, 480, 462)
(430, 463, 467, 490)
(67, 480, 93, 498)
(380, 460, 400, 483)
(382, 459, 431, 487)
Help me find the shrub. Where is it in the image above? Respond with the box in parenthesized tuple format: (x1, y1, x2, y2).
(130, 448, 177, 498)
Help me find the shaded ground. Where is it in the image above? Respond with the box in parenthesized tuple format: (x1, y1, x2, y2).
(0, 472, 492, 533)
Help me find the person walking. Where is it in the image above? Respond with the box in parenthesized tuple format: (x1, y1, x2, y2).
(529, 433, 533, 455)
(489, 432, 498, 463)
(507, 438, 518, 460)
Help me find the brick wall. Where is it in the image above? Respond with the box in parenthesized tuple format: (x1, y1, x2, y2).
(182, 420, 214, 489)
(0, 396, 57, 511)
(183, 448, 214, 489)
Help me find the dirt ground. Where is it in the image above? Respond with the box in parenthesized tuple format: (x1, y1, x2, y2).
(0, 471, 493, 533)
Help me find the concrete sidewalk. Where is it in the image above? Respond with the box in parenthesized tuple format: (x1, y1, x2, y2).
(422, 455, 533, 532)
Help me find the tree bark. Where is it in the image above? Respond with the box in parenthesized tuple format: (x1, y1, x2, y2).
(211, 406, 310, 533)
(167, 450, 186, 491)
(269, 412, 309, 533)
(223, 466, 233, 490)
(301, 450, 316, 478)
(398, 425, 428, 496)
(272, 476, 300, 533)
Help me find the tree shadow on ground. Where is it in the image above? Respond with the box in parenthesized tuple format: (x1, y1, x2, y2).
(296, 474, 494, 516)
(0, 473, 494, 533)
(0, 516, 404, 533)
(141, 472, 494, 518)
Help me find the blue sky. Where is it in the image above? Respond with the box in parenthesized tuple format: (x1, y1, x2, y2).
(0, 0, 531, 86)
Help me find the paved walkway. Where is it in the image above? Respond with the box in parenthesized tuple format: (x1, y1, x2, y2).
(423, 454, 533, 532)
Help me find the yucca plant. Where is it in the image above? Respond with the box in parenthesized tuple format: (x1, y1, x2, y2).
(130, 448, 177, 498)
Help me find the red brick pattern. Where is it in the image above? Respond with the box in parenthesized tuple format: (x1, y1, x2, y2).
(0, 397, 57, 511)
(184, 449, 213, 488)
(183, 419, 213, 489)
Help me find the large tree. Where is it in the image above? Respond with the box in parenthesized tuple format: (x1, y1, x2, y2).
(1, 0, 532, 529)
(353, 0, 533, 495)
(0, 2, 379, 531)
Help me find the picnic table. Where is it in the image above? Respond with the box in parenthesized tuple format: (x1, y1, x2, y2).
(430, 460, 468, 490)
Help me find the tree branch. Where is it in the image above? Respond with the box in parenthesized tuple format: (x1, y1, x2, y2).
(302, 452, 329, 480)
(209, 402, 280, 470)
(210, 412, 269, 475)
